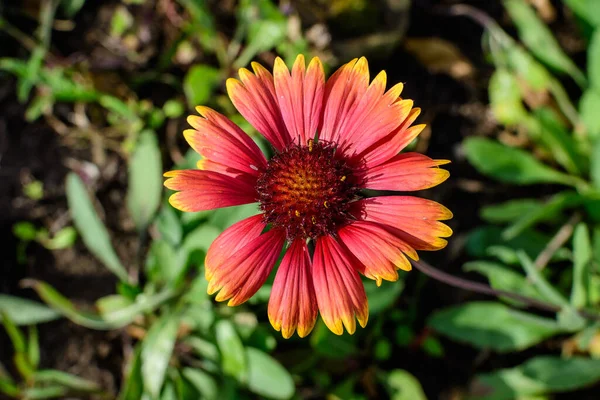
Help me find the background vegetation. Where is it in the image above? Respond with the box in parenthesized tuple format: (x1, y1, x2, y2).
(2, 0, 600, 399)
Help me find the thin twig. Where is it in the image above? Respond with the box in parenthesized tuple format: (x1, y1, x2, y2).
(534, 213, 581, 271)
(410, 258, 600, 321)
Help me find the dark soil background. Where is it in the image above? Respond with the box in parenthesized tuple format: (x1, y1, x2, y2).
(1, 0, 596, 399)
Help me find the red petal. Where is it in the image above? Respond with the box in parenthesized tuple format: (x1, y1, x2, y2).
(164, 170, 257, 212)
(205, 214, 265, 280)
(227, 63, 291, 150)
(357, 152, 450, 191)
(268, 240, 318, 338)
(312, 235, 368, 335)
(207, 228, 285, 306)
(338, 221, 417, 285)
(351, 196, 453, 251)
(357, 108, 424, 169)
(320, 58, 370, 144)
(273, 55, 325, 145)
(185, 106, 266, 177)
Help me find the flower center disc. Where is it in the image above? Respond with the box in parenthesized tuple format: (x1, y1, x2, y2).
(256, 140, 357, 240)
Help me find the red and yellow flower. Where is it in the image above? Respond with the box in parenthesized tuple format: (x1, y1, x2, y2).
(164, 55, 452, 338)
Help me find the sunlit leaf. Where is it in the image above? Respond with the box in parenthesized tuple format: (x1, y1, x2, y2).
(386, 369, 427, 400)
(127, 131, 163, 231)
(463, 261, 545, 305)
(27, 326, 39, 369)
(119, 343, 143, 400)
(428, 301, 563, 352)
(245, 347, 295, 399)
(480, 199, 548, 224)
(33, 370, 101, 392)
(463, 137, 575, 186)
(141, 313, 180, 398)
(182, 368, 218, 400)
(489, 68, 527, 126)
(183, 65, 221, 107)
(66, 173, 129, 283)
(0, 295, 61, 325)
(472, 356, 600, 399)
(571, 223, 592, 308)
(234, 20, 287, 68)
(503, 0, 585, 86)
(580, 89, 600, 140)
(503, 191, 584, 240)
(215, 320, 247, 382)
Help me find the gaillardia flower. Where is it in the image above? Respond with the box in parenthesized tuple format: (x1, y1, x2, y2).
(164, 55, 452, 338)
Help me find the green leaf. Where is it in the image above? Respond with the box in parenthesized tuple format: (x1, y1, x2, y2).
(564, 0, 600, 28)
(33, 370, 101, 392)
(60, 0, 86, 18)
(464, 261, 545, 304)
(183, 65, 221, 107)
(310, 320, 357, 359)
(428, 301, 563, 352)
(488, 69, 528, 126)
(66, 173, 129, 283)
(480, 199, 548, 224)
(0, 312, 26, 353)
(591, 139, 600, 189)
(215, 320, 247, 382)
(234, 20, 287, 68)
(13, 222, 38, 241)
(503, 0, 586, 86)
(571, 223, 592, 308)
(119, 343, 143, 400)
(589, 29, 600, 91)
(386, 369, 427, 400)
(21, 385, 68, 399)
(42, 226, 77, 250)
(245, 347, 294, 400)
(516, 251, 571, 308)
(181, 368, 218, 400)
(156, 206, 183, 246)
(145, 240, 178, 285)
(466, 226, 570, 265)
(141, 313, 180, 398)
(27, 326, 39, 369)
(208, 203, 259, 230)
(0, 379, 19, 397)
(473, 356, 600, 399)
(127, 131, 163, 231)
(25, 280, 113, 329)
(364, 279, 404, 315)
(503, 191, 584, 240)
(579, 89, 600, 140)
(532, 108, 586, 175)
(0, 294, 61, 325)
(463, 137, 575, 186)
(184, 336, 219, 362)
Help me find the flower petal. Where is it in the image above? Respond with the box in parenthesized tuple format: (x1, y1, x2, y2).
(357, 152, 450, 191)
(227, 63, 291, 150)
(351, 196, 453, 250)
(319, 57, 370, 143)
(207, 228, 285, 306)
(185, 106, 266, 177)
(205, 214, 265, 281)
(268, 239, 318, 339)
(337, 73, 410, 156)
(338, 221, 417, 286)
(357, 108, 424, 169)
(273, 55, 325, 145)
(164, 170, 257, 212)
(312, 235, 368, 335)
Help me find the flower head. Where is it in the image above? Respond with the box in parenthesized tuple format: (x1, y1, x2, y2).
(164, 55, 452, 338)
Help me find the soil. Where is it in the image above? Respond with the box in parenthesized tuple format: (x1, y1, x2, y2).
(1, 0, 597, 399)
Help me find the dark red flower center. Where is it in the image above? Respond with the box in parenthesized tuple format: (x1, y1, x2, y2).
(256, 140, 358, 241)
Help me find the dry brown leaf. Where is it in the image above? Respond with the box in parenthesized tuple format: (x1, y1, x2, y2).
(404, 37, 474, 79)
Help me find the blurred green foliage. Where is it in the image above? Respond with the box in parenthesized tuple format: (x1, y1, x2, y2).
(4, 0, 600, 399)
